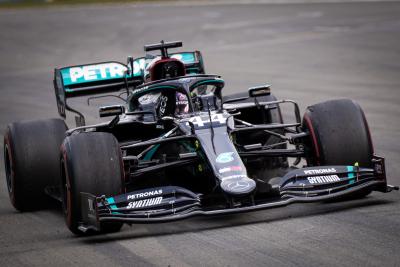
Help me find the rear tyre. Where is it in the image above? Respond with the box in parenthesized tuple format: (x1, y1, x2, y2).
(61, 132, 124, 235)
(3, 119, 67, 211)
(302, 99, 374, 198)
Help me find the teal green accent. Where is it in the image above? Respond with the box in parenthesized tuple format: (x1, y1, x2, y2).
(176, 52, 196, 63)
(106, 197, 118, 210)
(143, 144, 161, 160)
(131, 58, 146, 77)
(186, 69, 200, 74)
(347, 166, 355, 184)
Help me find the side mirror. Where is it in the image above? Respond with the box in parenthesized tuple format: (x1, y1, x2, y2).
(99, 105, 125, 118)
(248, 84, 271, 98)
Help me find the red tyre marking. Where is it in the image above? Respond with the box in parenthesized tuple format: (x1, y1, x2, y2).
(66, 179, 72, 228)
(4, 132, 16, 206)
(360, 108, 374, 155)
(60, 144, 73, 229)
(303, 114, 321, 165)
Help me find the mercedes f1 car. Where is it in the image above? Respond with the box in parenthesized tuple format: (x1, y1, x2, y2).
(3, 41, 398, 235)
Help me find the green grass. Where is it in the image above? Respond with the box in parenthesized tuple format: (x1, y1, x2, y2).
(0, 0, 162, 8)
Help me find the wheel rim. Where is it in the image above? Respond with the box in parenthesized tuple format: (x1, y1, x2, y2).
(4, 144, 13, 194)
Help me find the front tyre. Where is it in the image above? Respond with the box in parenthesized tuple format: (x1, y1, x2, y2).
(61, 132, 124, 235)
(302, 99, 374, 198)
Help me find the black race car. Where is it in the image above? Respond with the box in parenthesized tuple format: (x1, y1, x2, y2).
(3, 41, 398, 235)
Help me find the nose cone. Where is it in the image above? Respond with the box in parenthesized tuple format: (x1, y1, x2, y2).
(220, 177, 256, 196)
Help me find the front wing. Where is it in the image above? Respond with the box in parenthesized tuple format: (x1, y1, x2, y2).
(79, 156, 397, 233)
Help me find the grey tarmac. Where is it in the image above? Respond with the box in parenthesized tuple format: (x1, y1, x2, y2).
(0, 1, 400, 266)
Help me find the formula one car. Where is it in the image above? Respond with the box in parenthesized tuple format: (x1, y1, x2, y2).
(3, 41, 398, 235)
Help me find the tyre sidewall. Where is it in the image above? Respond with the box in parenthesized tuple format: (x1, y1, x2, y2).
(303, 99, 373, 167)
(61, 132, 123, 234)
(4, 119, 67, 211)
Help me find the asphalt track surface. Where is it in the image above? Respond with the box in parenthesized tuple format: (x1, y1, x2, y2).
(1, 1, 400, 266)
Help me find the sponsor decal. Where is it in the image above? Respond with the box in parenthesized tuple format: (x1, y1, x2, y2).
(62, 63, 127, 85)
(304, 168, 336, 175)
(219, 166, 242, 174)
(221, 174, 247, 180)
(133, 85, 149, 96)
(158, 95, 169, 116)
(307, 175, 341, 184)
(132, 58, 146, 75)
(216, 152, 235, 164)
(219, 167, 230, 174)
(127, 197, 163, 209)
(127, 189, 162, 200)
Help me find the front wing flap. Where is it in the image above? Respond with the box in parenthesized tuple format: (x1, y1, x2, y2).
(79, 186, 202, 232)
(279, 156, 388, 197)
(79, 156, 397, 232)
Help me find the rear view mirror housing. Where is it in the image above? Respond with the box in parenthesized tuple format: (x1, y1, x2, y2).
(99, 105, 125, 118)
(248, 84, 271, 98)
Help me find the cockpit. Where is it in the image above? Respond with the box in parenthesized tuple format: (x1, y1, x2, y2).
(128, 75, 224, 120)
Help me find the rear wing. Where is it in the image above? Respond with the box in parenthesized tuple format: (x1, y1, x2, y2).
(54, 51, 205, 125)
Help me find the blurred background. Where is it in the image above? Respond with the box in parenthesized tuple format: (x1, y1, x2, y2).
(0, 0, 399, 266)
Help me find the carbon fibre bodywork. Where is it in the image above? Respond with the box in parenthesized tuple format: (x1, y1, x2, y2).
(65, 74, 397, 233)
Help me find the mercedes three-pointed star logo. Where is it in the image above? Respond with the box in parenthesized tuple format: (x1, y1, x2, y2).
(227, 180, 250, 192)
